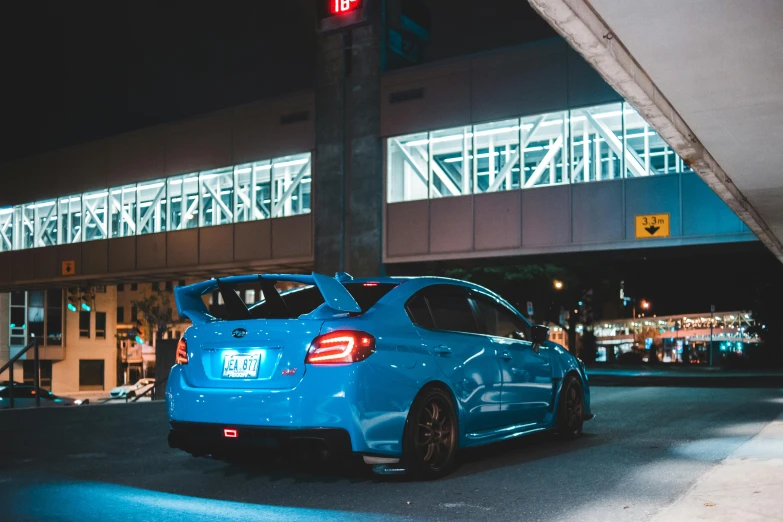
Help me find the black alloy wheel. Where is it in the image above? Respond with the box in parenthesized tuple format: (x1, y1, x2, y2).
(557, 375, 584, 439)
(403, 386, 458, 479)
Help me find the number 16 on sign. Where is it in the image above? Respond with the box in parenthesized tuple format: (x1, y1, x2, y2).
(331, 0, 359, 14)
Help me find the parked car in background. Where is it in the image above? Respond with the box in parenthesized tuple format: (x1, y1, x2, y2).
(110, 378, 156, 399)
(0, 382, 88, 409)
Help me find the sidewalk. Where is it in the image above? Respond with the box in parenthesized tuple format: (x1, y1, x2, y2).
(652, 414, 783, 521)
(586, 366, 783, 387)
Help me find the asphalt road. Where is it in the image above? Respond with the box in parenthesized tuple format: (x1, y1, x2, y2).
(1, 386, 782, 522)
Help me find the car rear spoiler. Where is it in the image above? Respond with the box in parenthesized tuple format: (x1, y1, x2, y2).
(174, 272, 361, 324)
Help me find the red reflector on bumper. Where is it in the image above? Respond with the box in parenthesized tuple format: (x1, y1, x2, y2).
(223, 428, 238, 438)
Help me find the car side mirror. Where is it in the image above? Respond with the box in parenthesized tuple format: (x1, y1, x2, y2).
(531, 325, 550, 352)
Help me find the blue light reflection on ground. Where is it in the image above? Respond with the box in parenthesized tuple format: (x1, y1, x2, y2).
(6, 480, 407, 522)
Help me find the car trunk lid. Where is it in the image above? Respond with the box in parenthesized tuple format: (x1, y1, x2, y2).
(183, 318, 323, 390)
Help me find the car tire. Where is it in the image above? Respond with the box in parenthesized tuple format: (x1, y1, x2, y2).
(556, 374, 584, 440)
(402, 385, 458, 480)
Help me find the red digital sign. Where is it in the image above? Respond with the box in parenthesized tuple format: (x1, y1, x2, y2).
(318, 0, 368, 33)
(329, 0, 362, 15)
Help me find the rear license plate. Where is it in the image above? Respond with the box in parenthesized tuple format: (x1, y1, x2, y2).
(222, 354, 261, 379)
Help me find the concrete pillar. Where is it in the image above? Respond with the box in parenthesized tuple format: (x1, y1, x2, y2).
(314, 14, 383, 278)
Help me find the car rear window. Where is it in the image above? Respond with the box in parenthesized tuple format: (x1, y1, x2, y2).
(247, 282, 398, 318)
(343, 283, 399, 312)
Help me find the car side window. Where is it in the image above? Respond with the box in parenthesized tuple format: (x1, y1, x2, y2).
(5, 386, 36, 399)
(473, 296, 531, 340)
(426, 293, 479, 334)
(406, 294, 435, 329)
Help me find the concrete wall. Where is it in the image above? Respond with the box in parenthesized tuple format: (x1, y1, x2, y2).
(0, 93, 315, 208)
(0, 215, 314, 291)
(385, 173, 756, 263)
(51, 286, 118, 393)
(380, 39, 620, 138)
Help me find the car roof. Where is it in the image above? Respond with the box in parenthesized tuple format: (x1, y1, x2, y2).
(262, 275, 520, 318)
(349, 276, 520, 314)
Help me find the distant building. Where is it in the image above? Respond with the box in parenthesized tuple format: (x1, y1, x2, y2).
(593, 311, 759, 363)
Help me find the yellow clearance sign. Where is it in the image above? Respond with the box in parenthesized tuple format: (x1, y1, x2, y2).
(62, 260, 76, 276)
(635, 214, 670, 239)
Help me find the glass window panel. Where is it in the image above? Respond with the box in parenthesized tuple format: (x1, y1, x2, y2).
(255, 161, 273, 220)
(472, 120, 520, 194)
(571, 104, 622, 183)
(28, 290, 45, 341)
(137, 180, 167, 235)
(31, 200, 58, 248)
(167, 176, 184, 231)
(233, 164, 253, 223)
(244, 289, 256, 305)
(82, 190, 108, 242)
(21, 203, 36, 249)
(95, 312, 107, 339)
(200, 167, 234, 227)
(79, 311, 91, 338)
(519, 111, 569, 187)
(426, 293, 479, 334)
(0, 207, 13, 252)
(10, 291, 26, 348)
(109, 185, 136, 238)
(387, 132, 429, 203)
(271, 153, 311, 218)
(430, 126, 471, 197)
(58, 196, 82, 244)
(167, 174, 199, 230)
(46, 288, 63, 346)
(623, 102, 691, 176)
(234, 161, 273, 222)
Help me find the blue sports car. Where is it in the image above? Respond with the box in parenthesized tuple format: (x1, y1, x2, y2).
(166, 272, 592, 478)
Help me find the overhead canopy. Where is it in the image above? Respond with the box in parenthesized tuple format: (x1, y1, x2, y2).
(529, 0, 783, 263)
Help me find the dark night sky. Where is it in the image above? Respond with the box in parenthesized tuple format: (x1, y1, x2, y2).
(0, 2, 780, 317)
(0, 0, 556, 163)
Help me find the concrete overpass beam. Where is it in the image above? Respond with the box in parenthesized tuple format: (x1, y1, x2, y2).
(528, 0, 783, 262)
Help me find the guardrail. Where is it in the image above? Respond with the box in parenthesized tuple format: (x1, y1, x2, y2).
(0, 339, 40, 409)
(127, 378, 168, 403)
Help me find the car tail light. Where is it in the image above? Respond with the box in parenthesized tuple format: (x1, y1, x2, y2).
(176, 338, 188, 365)
(306, 331, 375, 365)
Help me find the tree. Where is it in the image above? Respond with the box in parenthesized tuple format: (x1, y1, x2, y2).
(131, 290, 176, 343)
(633, 324, 660, 363)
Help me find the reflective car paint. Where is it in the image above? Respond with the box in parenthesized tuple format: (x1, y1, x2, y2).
(166, 274, 592, 458)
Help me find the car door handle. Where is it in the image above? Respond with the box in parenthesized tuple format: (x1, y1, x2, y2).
(500, 350, 512, 361)
(433, 345, 452, 356)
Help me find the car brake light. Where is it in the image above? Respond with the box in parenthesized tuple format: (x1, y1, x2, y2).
(363, 282, 379, 287)
(223, 428, 238, 438)
(306, 331, 375, 364)
(176, 338, 188, 365)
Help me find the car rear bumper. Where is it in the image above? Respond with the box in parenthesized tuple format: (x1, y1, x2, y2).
(165, 365, 412, 456)
(168, 421, 353, 456)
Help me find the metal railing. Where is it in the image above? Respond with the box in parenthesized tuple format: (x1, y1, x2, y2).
(0, 339, 40, 409)
(126, 377, 168, 403)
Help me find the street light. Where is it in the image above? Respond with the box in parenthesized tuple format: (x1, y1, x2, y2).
(633, 299, 651, 318)
(553, 280, 564, 290)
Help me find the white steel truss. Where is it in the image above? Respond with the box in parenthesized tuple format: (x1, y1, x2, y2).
(0, 152, 312, 253)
